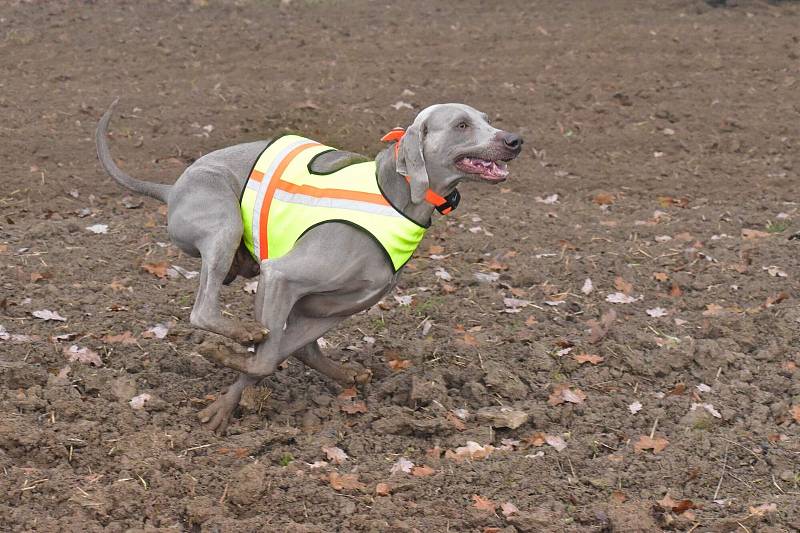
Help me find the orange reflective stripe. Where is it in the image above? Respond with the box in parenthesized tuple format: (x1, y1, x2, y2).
(249, 170, 264, 183)
(275, 180, 390, 206)
(258, 142, 321, 259)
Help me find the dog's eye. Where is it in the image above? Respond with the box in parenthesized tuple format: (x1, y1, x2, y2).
(457, 121, 470, 130)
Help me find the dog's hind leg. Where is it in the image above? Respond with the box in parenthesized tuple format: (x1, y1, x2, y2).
(167, 175, 268, 346)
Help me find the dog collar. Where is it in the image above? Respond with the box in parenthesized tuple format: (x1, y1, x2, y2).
(381, 128, 460, 215)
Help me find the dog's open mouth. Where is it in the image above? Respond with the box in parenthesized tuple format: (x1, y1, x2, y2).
(455, 157, 510, 182)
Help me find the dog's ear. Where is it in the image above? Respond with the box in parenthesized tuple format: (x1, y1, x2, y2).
(396, 117, 429, 205)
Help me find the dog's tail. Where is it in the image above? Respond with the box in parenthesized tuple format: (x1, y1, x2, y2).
(95, 98, 171, 203)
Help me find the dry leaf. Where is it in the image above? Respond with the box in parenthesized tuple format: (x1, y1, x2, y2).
(669, 284, 683, 297)
(141, 261, 169, 279)
(634, 435, 669, 454)
(104, 331, 137, 345)
(574, 353, 604, 365)
(411, 465, 435, 477)
(446, 441, 494, 462)
(500, 502, 519, 517)
(340, 399, 368, 415)
(628, 401, 643, 414)
(606, 292, 638, 304)
(387, 358, 412, 371)
(702, 303, 725, 317)
(653, 272, 669, 282)
(472, 495, 497, 513)
(593, 192, 615, 205)
(329, 472, 365, 492)
(587, 309, 616, 344)
(741, 229, 771, 239)
(749, 503, 777, 516)
(581, 278, 593, 295)
(614, 277, 633, 294)
(548, 383, 586, 406)
(142, 323, 169, 339)
(129, 393, 151, 410)
(545, 434, 567, 452)
(428, 244, 444, 255)
(611, 491, 627, 503)
(390, 457, 414, 475)
(32, 309, 67, 322)
(322, 446, 348, 464)
(524, 433, 547, 447)
(790, 405, 800, 423)
(646, 307, 668, 318)
(375, 482, 391, 496)
(64, 345, 103, 367)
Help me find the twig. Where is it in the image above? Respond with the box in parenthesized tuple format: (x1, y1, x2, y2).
(219, 482, 229, 504)
(713, 444, 730, 500)
(736, 521, 751, 533)
(771, 474, 785, 494)
(650, 417, 659, 439)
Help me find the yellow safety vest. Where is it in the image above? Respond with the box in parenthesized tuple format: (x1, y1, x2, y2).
(240, 135, 427, 272)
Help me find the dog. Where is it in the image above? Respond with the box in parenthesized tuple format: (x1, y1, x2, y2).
(96, 100, 522, 433)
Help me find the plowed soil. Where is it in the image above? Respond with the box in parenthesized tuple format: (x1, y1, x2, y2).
(1, 0, 799, 531)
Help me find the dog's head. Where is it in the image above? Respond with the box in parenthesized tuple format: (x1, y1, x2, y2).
(396, 103, 523, 204)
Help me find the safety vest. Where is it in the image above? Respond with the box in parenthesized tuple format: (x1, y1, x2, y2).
(240, 135, 427, 272)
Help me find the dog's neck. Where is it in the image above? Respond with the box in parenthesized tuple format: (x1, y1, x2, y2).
(375, 147, 437, 227)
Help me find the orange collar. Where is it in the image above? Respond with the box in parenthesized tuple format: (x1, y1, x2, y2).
(381, 128, 459, 215)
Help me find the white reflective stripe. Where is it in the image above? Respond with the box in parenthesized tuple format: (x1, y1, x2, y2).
(251, 138, 314, 259)
(272, 189, 403, 218)
(246, 180, 260, 192)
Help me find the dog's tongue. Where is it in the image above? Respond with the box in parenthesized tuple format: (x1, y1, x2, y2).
(460, 157, 509, 179)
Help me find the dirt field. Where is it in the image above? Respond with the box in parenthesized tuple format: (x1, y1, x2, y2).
(1, 0, 799, 531)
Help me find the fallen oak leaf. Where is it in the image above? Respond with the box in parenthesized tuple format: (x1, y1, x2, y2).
(545, 434, 567, 452)
(790, 405, 800, 423)
(500, 502, 519, 517)
(411, 465, 435, 477)
(328, 472, 366, 492)
(390, 457, 414, 475)
(321, 446, 348, 464)
(103, 331, 137, 345)
(593, 192, 615, 205)
(741, 229, 771, 239)
(634, 435, 669, 454)
(64, 345, 103, 367)
(573, 353, 604, 365)
(653, 272, 669, 282)
(548, 383, 586, 406)
(375, 482, 391, 496)
(524, 433, 546, 447)
(387, 358, 412, 371)
(614, 276, 633, 294)
(471, 495, 497, 513)
(586, 309, 616, 343)
(141, 261, 169, 279)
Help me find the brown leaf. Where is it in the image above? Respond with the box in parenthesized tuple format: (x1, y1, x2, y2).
(669, 283, 683, 297)
(30, 271, 49, 283)
(574, 353, 604, 365)
(634, 435, 669, 454)
(411, 465, 435, 477)
(103, 331, 137, 345)
(337, 388, 357, 400)
(329, 472, 365, 492)
(653, 272, 669, 282)
(472, 494, 497, 513)
(790, 405, 800, 423)
(749, 503, 777, 516)
(462, 333, 479, 347)
(487, 259, 509, 271)
(702, 303, 724, 317)
(548, 383, 586, 406)
(428, 244, 445, 255)
(340, 400, 368, 415)
(446, 411, 466, 431)
(387, 358, 412, 371)
(657, 196, 689, 209)
(63, 345, 103, 367)
(141, 261, 169, 279)
(586, 309, 616, 344)
(668, 383, 686, 396)
(614, 276, 633, 295)
(610, 490, 627, 504)
(524, 433, 547, 447)
(593, 192, 615, 205)
(500, 502, 519, 517)
(375, 482, 391, 496)
(765, 292, 789, 308)
(742, 228, 771, 239)
(322, 446, 348, 464)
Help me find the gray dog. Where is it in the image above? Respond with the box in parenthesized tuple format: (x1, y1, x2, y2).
(96, 101, 522, 433)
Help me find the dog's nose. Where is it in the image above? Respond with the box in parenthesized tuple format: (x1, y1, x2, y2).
(502, 133, 523, 151)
